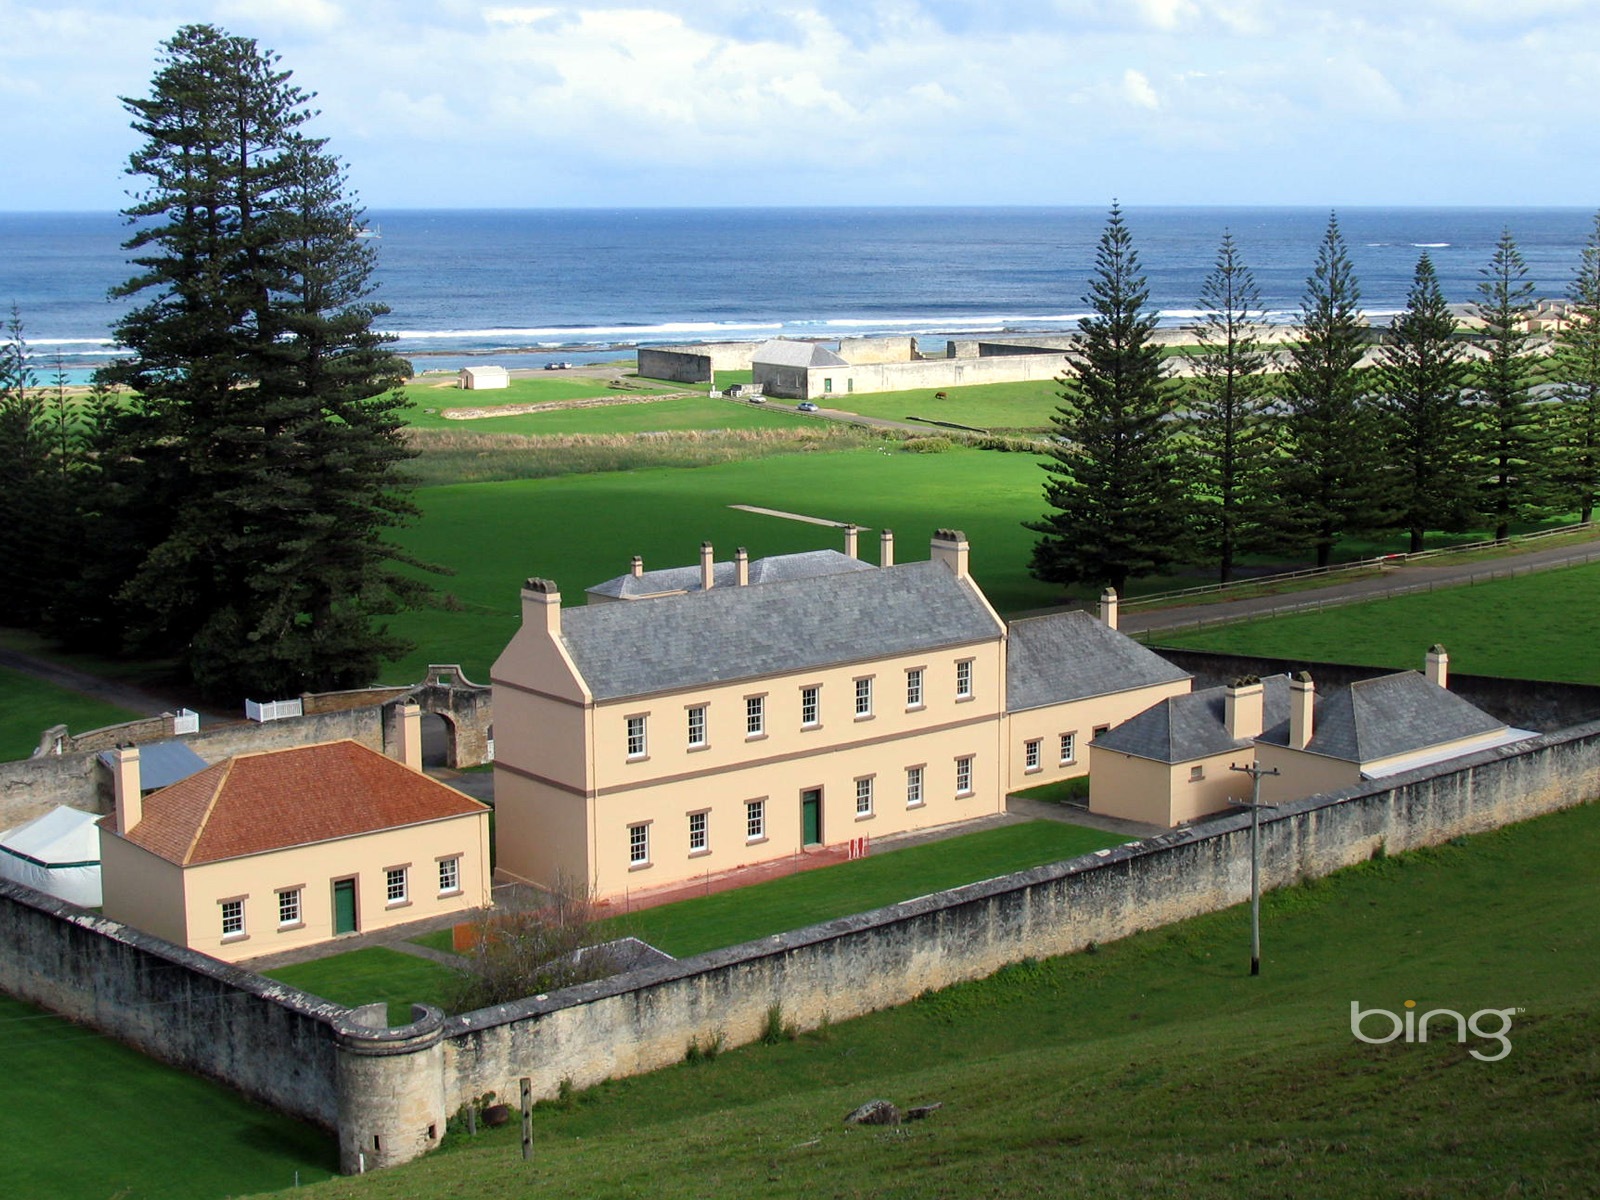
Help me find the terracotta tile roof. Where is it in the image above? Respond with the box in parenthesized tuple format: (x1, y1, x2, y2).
(99, 740, 486, 866)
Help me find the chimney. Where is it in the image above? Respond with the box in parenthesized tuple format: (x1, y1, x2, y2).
(880, 528, 895, 567)
(1225, 676, 1264, 741)
(735, 546, 749, 586)
(630, 555, 644, 579)
(521, 577, 561, 636)
(1290, 671, 1315, 751)
(1099, 587, 1119, 631)
(699, 541, 715, 591)
(1426, 643, 1449, 689)
(929, 528, 970, 579)
(843, 524, 859, 559)
(113, 745, 143, 834)
(397, 703, 423, 771)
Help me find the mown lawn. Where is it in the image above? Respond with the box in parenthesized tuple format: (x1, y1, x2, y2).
(0, 665, 140, 762)
(261, 947, 465, 1025)
(401, 374, 683, 427)
(601, 820, 1126, 959)
(1, 992, 337, 1199)
(1151, 558, 1600, 684)
(830, 377, 1065, 431)
(278, 800, 1600, 1200)
(406, 391, 812, 436)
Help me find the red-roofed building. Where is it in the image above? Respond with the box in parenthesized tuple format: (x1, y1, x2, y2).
(97, 728, 490, 963)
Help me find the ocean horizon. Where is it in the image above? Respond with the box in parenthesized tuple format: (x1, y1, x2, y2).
(3, 205, 1594, 381)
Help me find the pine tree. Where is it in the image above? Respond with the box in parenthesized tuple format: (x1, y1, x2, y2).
(1181, 231, 1275, 582)
(1550, 211, 1600, 523)
(95, 25, 427, 701)
(1028, 204, 1186, 595)
(1470, 229, 1546, 541)
(1375, 253, 1474, 552)
(1273, 214, 1385, 568)
(0, 309, 51, 624)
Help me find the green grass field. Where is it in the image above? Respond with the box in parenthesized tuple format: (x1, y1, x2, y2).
(602, 821, 1125, 959)
(0, 992, 337, 1199)
(262, 947, 465, 1025)
(406, 391, 813, 436)
(830, 377, 1065, 431)
(0, 666, 140, 761)
(279, 800, 1600, 1200)
(1151, 559, 1600, 684)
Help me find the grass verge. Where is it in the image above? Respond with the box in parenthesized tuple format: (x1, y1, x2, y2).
(261, 947, 464, 1025)
(0, 665, 141, 762)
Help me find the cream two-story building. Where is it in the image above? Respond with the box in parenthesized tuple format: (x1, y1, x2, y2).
(491, 529, 1191, 901)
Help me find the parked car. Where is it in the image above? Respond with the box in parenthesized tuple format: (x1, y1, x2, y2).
(797, 401, 820, 412)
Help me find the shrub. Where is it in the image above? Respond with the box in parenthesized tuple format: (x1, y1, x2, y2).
(446, 873, 616, 1011)
(902, 437, 954, 454)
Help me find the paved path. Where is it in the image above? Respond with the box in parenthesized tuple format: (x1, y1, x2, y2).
(0, 641, 220, 722)
(1120, 535, 1600, 637)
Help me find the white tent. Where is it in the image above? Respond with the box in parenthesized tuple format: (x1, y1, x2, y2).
(0, 806, 103, 907)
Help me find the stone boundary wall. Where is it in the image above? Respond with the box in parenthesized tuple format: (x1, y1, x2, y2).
(637, 343, 756, 383)
(1151, 647, 1600, 733)
(4, 719, 1597, 1174)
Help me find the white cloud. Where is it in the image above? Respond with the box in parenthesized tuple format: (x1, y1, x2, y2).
(1122, 68, 1161, 110)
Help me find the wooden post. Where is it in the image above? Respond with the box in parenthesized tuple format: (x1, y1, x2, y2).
(521, 1077, 533, 1161)
(467, 1105, 477, 1137)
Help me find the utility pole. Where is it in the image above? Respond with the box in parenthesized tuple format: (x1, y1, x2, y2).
(1229, 761, 1281, 977)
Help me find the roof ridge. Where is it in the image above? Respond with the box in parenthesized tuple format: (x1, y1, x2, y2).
(180, 757, 235, 866)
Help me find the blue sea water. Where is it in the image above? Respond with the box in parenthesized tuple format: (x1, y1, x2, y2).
(1, 207, 1594, 382)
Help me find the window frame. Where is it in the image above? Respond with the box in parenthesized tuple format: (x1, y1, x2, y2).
(855, 775, 875, 818)
(688, 809, 709, 855)
(745, 694, 766, 738)
(1060, 731, 1077, 765)
(906, 764, 925, 808)
(854, 675, 874, 720)
(276, 887, 303, 928)
(800, 684, 820, 729)
(955, 658, 974, 701)
(745, 799, 766, 843)
(625, 713, 648, 759)
(905, 666, 925, 710)
(1024, 738, 1042, 773)
(438, 856, 461, 896)
(220, 898, 245, 940)
(686, 704, 708, 750)
(385, 865, 409, 906)
(955, 755, 975, 797)
(628, 821, 651, 867)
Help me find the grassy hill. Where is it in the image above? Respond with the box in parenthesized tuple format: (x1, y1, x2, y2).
(276, 800, 1600, 1200)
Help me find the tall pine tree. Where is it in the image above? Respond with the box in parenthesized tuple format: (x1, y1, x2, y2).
(1182, 231, 1275, 582)
(1028, 204, 1186, 595)
(1273, 213, 1385, 568)
(95, 25, 428, 701)
(1550, 211, 1600, 523)
(1470, 229, 1546, 541)
(1375, 253, 1474, 552)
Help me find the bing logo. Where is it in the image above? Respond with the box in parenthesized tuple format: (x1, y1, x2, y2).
(1350, 1000, 1521, 1062)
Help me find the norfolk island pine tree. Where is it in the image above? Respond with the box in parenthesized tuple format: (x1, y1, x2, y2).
(1028, 204, 1187, 597)
(92, 25, 433, 702)
(1550, 211, 1600, 524)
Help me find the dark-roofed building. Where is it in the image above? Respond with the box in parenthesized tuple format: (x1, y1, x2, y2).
(751, 338, 854, 399)
(492, 529, 1199, 901)
(97, 737, 490, 963)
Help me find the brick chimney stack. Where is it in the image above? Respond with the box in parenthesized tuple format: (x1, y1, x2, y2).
(700, 541, 715, 591)
(1289, 672, 1315, 751)
(1099, 588, 1119, 630)
(1225, 676, 1264, 741)
(113, 745, 143, 834)
(880, 528, 895, 567)
(522, 577, 562, 635)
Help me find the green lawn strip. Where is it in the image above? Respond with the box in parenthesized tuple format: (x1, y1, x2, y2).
(830, 377, 1065, 431)
(281, 801, 1600, 1200)
(1010, 776, 1091, 804)
(600, 821, 1124, 959)
(408, 928, 459, 955)
(0, 665, 141, 762)
(402, 374, 682, 420)
(406, 392, 812, 436)
(1, 991, 337, 1199)
(262, 946, 465, 1025)
(1151, 558, 1600, 684)
(382, 444, 1062, 681)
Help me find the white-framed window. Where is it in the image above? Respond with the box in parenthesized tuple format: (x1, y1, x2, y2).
(626, 714, 647, 759)
(745, 799, 766, 842)
(854, 676, 874, 718)
(1025, 739, 1042, 772)
(688, 811, 708, 853)
(955, 755, 974, 797)
(221, 898, 245, 938)
(386, 866, 408, 904)
(277, 888, 301, 927)
(687, 705, 707, 749)
(1189, 765, 1205, 782)
(746, 695, 765, 737)
(906, 667, 924, 709)
(800, 685, 820, 728)
(855, 776, 874, 817)
(906, 765, 925, 808)
(956, 658, 974, 700)
(629, 822, 650, 866)
(438, 857, 461, 895)
(1060, 732, 1077, 765)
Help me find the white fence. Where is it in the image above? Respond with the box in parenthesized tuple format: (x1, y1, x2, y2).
(172, 709, 199, 735)
(245, 698, 304, 723)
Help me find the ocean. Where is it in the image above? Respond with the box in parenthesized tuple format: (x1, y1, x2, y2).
(1, 206, 1594, 383)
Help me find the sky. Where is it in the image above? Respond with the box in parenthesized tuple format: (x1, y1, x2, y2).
(3, 0, 1598, 210)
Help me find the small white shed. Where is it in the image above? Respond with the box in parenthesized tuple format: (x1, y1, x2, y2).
(459, 365, 510, 390)
(0, 806, 103, 907)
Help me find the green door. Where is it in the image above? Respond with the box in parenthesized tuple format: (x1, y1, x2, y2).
(802, 789, 822, 846)
(333, 879, 357, 934)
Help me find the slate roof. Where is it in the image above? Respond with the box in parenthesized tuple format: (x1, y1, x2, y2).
(587, 549, 874, 600)
(1093, 675, 1292, 764)
(98, 740, 486, 866)
(97, 740, 208, 791)
(1257, 671, 1505, 763)
(559, 559, 1003, 701)
(752, 339, 849, 369)
(1006, 611, 1190, 711)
